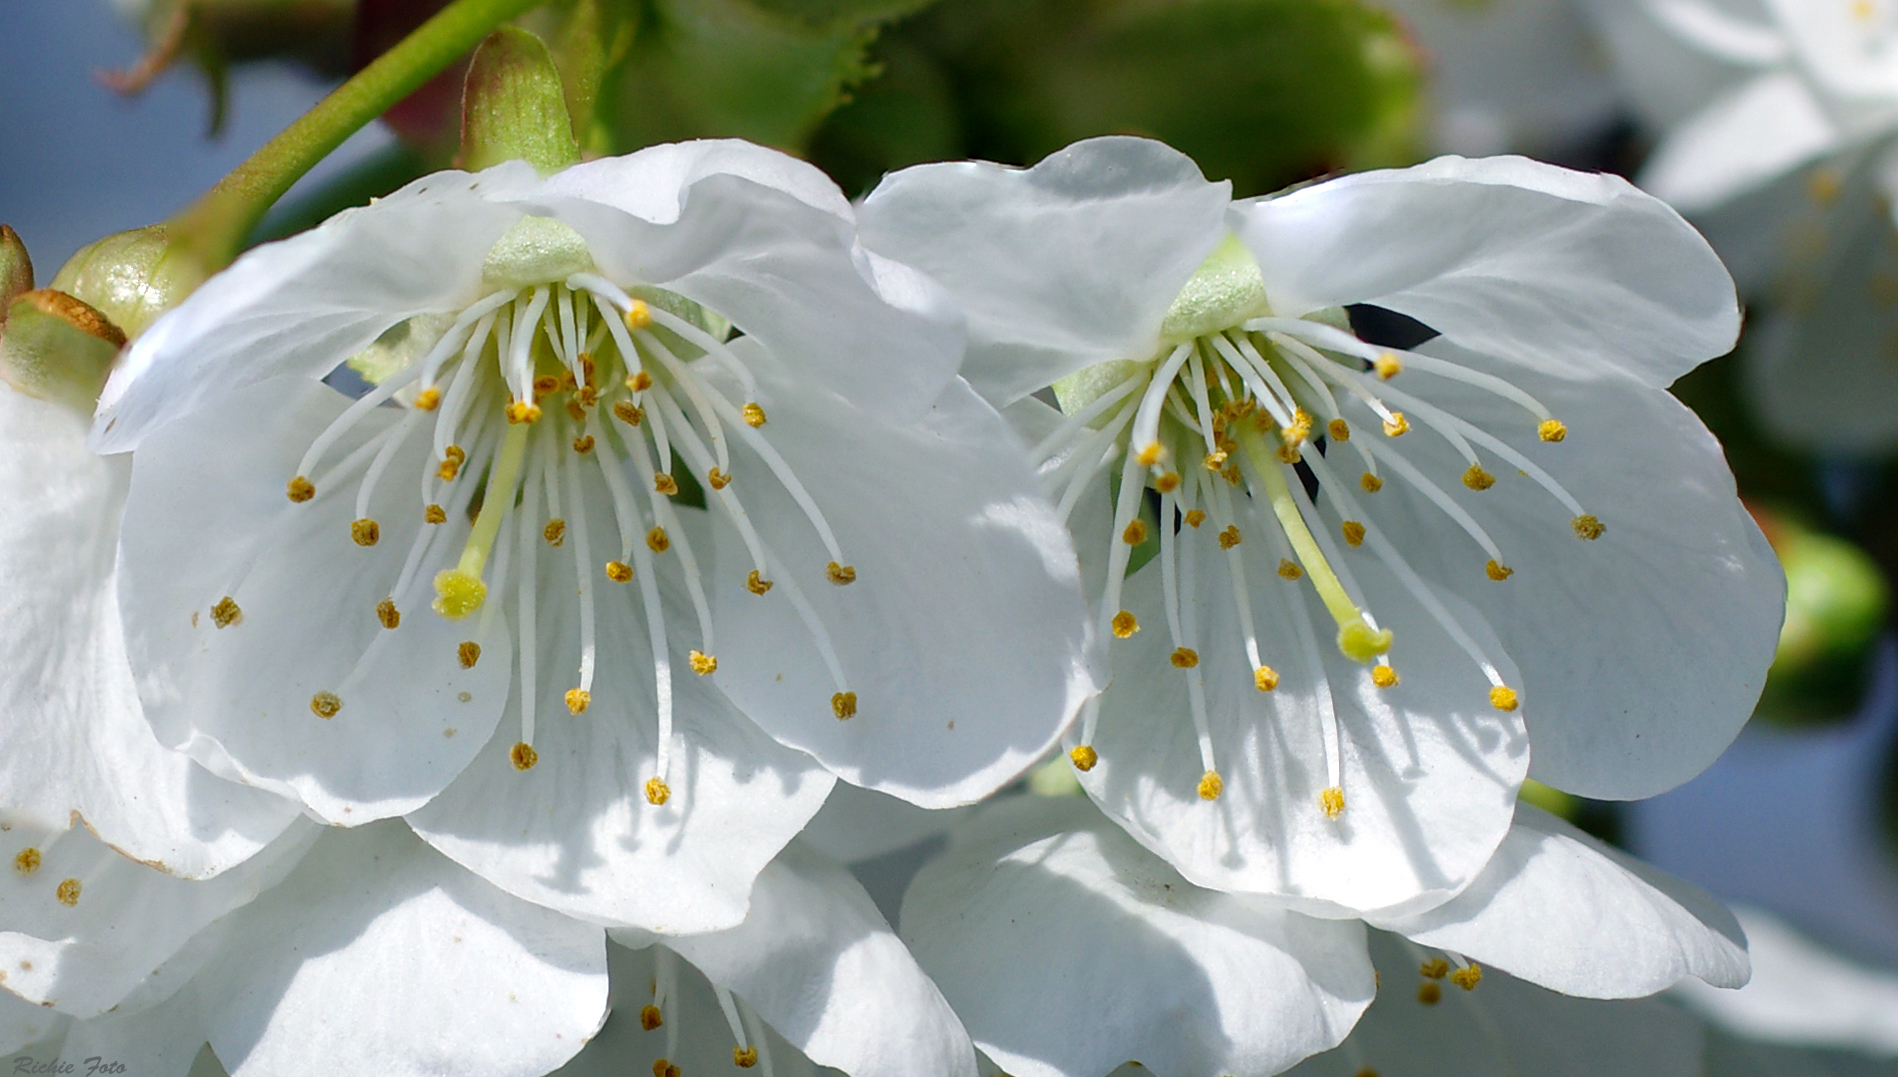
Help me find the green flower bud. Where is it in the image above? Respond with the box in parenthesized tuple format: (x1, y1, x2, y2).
(458, 26, 582, 176)
(0, 225, 33, 305)
(50, 225, 206, 341)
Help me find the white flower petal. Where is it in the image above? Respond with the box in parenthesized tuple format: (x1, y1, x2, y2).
(665, 842, 976, 1077)
(1369, 343, 1782, 799)
(53, 980, 210, 1077)
(536, 138, 854, 224)
(901, 796, 1374, 1077)
(0, 987, 67, 1055)
(799, 782, 971, 865)
(858, 136, 1232, 404)
(1640, 71, 1841, 213)
(1083, 535, 1527, 916)
(711, 354, 1099, 808)
(1234, 156, 1739, 387)
(95, 164, 538, 454)
(0, 818, 316, 1017)
(1372, 804, 1749, 997)
(0, 388, 297, 877)
(195, 822, 607, 1077)
(117, 378, 513, 822)
(408, 496, 833, 935)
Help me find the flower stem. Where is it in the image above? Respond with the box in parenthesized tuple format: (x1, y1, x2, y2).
(168, 0, 547, 274)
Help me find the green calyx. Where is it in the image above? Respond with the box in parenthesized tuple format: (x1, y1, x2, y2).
(0, 290, 126, 416)
(460, 26, 584, 176)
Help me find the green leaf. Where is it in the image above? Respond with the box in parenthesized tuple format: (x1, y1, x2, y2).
(735, 0, 942, 31)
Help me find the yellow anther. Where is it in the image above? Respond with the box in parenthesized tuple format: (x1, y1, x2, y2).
(613, 401, 644, 426)
(1327, 418, 1350, 441)
(565, 689, 591, 715)
(505, 400, 542, 424)
(1341, 521, 1365, 547)
(742, 402, 767, 427)
(1373, 352, 1402, 380)
(458, 641, 481, 668)
(414, 387, 441, 411)
(1282, 408, 1314, 447)
(689, 650, 718, 675)
(376, 598, 400, 630)
(55, 878, 80, 907)
(1184, 509, 1207, 528)
(212, 596, 243, 628)
(625, 299, 652, 329)
(1462, 465, 1495, 491)
(1111, 610, 1139, 638)
(1122, 518, 1149, 545)
(645, 777, 671, 806)
(1321, 786, 1346, 818)
(653, 1061, 679, 1077)
(1420, 958, 1449, 980)
(533, 374, 561, 398)
(1155, 472, 1181, 493)
(1485, 559, 1514, 581)
(14, 848, 40, 875)
(1136, 443, 1163, 467)
(438, 445, 466, 481)
(647, 526, 670, 554)
(572, 435, 595, 454)
(746, 570, 773, 595)
(1198, 770, 1223, 800)
(627, 370, 653, 392)
(1337, 621, 1393, 663)
(606, 561, 633, 583)
(544, 519, 567, 546)
(1418, 981, 1442, 1005)
(1451, 964, 1483, 991)
(1255, 665, 1279, 691)
(707, 467, 731, 490)
(1170, 647, 1200, 668)
(1809, 168, 1843, 205)
(654, 473, 679, 496)
(563, 398, 587, 423)
(1372, 665, 1399, 688)
(425, 503, 447, 525)
(1572, 514, 1605, 540)
(1277, 559, 1302, 580)
(734, 1047, 759, 1068)
(310, 692, 342, 719)
(510, 742, 539, 771)
(432, 569, 488, 619)
(827, 561, 857, 585)
(1355, 1069, 1380, 1077)
(1203, 450, 1229, 471)
(1489, 685, 1520, 712)
(639, 1005, 662, 1031)
(1275, 446, 1301, 465)
(578, 384, 599, 407)
(1070, 745, 1098, 771)
(1360, 472, 1383, 493)
(832, 691, 858, 719)
(1538, 418, 1568, 442)
(351, 518, 381, 546)
(286, 475, 315, 503)
(1382, 412, 1409, 437)
(560, 370, 579, 392)
(1218, 525, 1242, 549)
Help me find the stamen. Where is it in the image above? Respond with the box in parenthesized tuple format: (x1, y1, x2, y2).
(212, 596, 243, 628)
(425, 504, 447, 524)
(563, 442, 599, 706)
(1573, 514, 1605, 540)
(351, 518, 381, 547)
(646, 777, 671, 805)
(511, 743, 539, 770)
(1321, 786, 1345, 818)
(743, 402, 767, 427)
(459, 642, 481, 668)
(1371, 665, 1398, 688)
(826, 562, 857, 585)
(1255, 666, 1279, 691)
(1070, 744, 1098, 770)
(565, 689, 591, 714)
(747, 570, 771, 594)
(689, 650, 718, 675)
(1538, 419, 1567, 442)
(376, 598, 400, 629)
(310, 692, 341, 718)
(1489, 686, 1519, 711)
(1462, 465, 1495, 491)
(516, 459, 542, 751)
(287, 476, 314, 502)
(1129, 343, 1196, 464)
(832, 692, 857, 719)
(1485, 560, 1514, 581)
(606, 561, 633, 582)
(1112, 610, 1139, 637)
(1198, 771, 1223, 800)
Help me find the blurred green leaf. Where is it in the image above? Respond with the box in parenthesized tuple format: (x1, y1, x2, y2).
(736, 0, 942, 30)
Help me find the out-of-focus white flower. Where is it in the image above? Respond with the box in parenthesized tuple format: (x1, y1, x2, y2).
(1383, 0, 1621, 156)
(896, 794, 1746, 1077)
(91, 139, 1098, 933)
(858, 136, 1782, 918)
(1586, 0, 1898, 452)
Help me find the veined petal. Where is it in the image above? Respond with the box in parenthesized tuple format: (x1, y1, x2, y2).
(1639, 70, 1841, 212)
(0, 388, 297, 877)
(117, 378, 512, 823)
(859, 136, 1233, 405)
(1370, 342, 1782, 799)
(1084, 536, 1527, 916)
(195, 822, 608, 1077)
(36, 969, 210, 1077)
(901, 796, 1374, 1077)
(536, 138, 855, 224)
(0, 817, 317, 1017)
(710, 351, 1099, 809)
(1234, 156, 1740, 387)
(0, 970, 69, 1054)
(408, 500, 833, 934)
(665, 842, 977, 1077)
(95, 163, 539, 454)
(1371, 804, 1749, 998)
(799, 782, 971, 865)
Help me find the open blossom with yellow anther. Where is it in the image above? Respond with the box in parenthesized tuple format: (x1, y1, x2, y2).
(1583, 0, 1898, 452)
(91, 140, 1097, 933)
(893, 793, 1748, 1077)
(860, 136, 1783, 915)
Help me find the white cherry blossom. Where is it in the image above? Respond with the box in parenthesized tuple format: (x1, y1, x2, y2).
(859, 137, 1782, 916)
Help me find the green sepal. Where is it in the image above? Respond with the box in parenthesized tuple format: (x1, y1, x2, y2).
(459, 26, 584, 175)
(0, 291, 125, 417)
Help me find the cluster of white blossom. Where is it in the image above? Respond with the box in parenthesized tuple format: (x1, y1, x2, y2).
(0, 132, 1786, 1076)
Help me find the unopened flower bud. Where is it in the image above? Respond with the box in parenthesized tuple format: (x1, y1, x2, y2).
(0, 225, 32, 306)
(51, 225, 205, 341)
